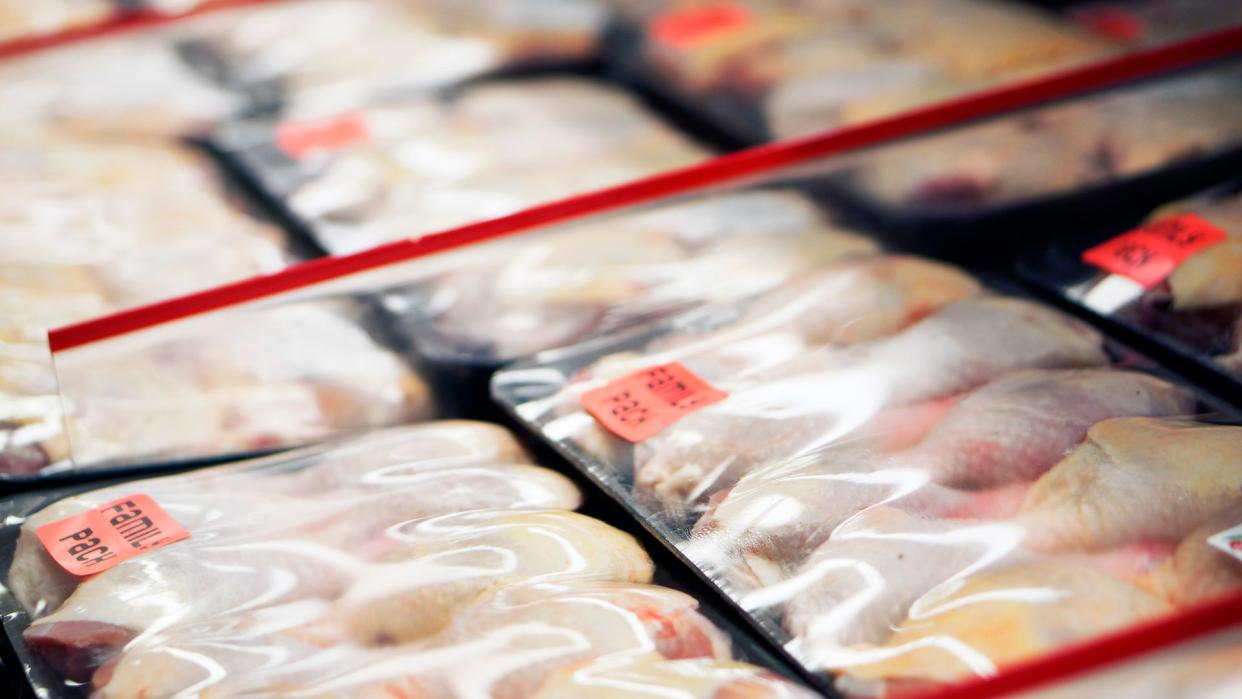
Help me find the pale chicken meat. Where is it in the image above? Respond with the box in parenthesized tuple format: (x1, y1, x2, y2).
(0, 0, 111, 43)
(332, 509, 656, 646)
(848, 64, 1242, 207)
(780, 508, 1173, 665)
(55, 301, 433, 468)
(1106, 191, 1242, 377)
(691, 371, 1186, 573)
(0, 129, 295, 475)
(636, 297, 1108, 506)
(284, 78, 710, 256)
(418, 189, 879, 360)
(581, 255, 979, 385)
(836, 560, 1170, 689)
(1018, 418, 1242, 552)
(531, 656, 821, 699)
(1143, 501, 1242, 607)
(93, 582, 730, 699)
(11, 423, 588, 681)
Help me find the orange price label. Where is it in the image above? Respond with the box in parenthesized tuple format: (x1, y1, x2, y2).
(581, 362, 728, 442)
(649, 3, 753, 48)
(1081, 214, 1228, 289)
(36, 494, 189, 577)
(275, 113, 369, 158)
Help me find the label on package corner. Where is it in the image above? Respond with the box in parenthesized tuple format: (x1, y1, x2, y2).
(649, 3, 752, 48)
(275, 112, 370, 159)
(37, 494, 189, 577)
(1081, 213, 1229, 289)
(581, 362, 728, 443)
(1207, 523, 1242, 563)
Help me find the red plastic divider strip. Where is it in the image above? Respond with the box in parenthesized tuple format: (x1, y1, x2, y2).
(47, 23, 1242, 353)
(904, 588, 1242, 699)
(0, 0, 283, 61)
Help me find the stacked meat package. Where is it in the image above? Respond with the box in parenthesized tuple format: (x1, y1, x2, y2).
(613, 0, 1117, 140)
(0, 422, 817, 698)
(3, 0, 1242, 697)
(488, 143, 1242, 693)
(223, 77, 710, 255)
(1023, 183, 1242, 387)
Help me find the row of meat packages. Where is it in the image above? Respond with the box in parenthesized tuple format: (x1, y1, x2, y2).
(491, 183, 1242, 696)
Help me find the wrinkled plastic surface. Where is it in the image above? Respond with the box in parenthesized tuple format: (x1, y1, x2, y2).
(613, 0, 1120, 140)
(389, 187, 879, 363)
(0, 128, 291, 477)
(0, 421, 816, 699)
(842, 58, 1242, 211)
(1008, 623, 1242, 699)
(224, 76, 712, 255)
(0, 0, 606, 137)
(495, 246, 1242, 696)
(1024, 184, 1242, 385)
(53, 297, 433, 470)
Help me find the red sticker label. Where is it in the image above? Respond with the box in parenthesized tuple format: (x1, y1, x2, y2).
(1081, 214, 1229, 289)
(649, 3, 752, 48)
(581, 362, 728, 442)
(1075, 6, 1149, 42)
(36, 495, 189, 577)
(276, 113, 370, 158)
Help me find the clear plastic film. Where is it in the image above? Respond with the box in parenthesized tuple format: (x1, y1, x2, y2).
(45, 169, 882, 469)
(1007, 623, 1242, 699)
(0, 127, 293, 478)
(839, 56, 1242, 213)
(610, 0, 1127, 141)
(219, 76, 713, 255)
(491, 175, 1242, 695)
(1021, 182, 1242, 388)
(0, 420, 816, 699)
(0, 0, 607, 137)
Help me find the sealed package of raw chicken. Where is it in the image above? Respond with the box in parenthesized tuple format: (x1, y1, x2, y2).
(606, 0, 1121, 143)
(1018, 182, 1242, 402)
(214, 75, 713, 256)
(831, 56, 1242, 255)
(0, 420, 819, 698)
(1067, 0, 1242, 46)
(0, 127, 306, 482)
(0, 0, 115, 45)
(0, 0, 606, 137)
(494, 246, 1242, 695)
(381, 187, 878, 412)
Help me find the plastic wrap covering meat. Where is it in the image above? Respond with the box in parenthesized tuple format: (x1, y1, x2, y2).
(0, 128, 292, 478)
(0, 22, 242, 136)
(1070, 0, 1242, 46)
(230, 77, 710, 255)
(52, 298, 432, 469)
(1007, 624, 1242, 699)
(0, 421, 815, 698)
(613, 0, 1116, 140)
(0, 0, 606, 136)
(842, 58, 1242, 211)
(391, 188, 879, 364)
(174, 0, 606, 119)
(1022, 184, 1242, 389)
(495, 246, 1242, 696)
(0, 0, 114, 44)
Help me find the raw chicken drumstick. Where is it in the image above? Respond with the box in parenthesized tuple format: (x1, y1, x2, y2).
(636, 297, 1109, 505)
(92, 582, 726, 699)
(1018, 417, 1242, 551)
(693, 369, 1188, 567)
(836, 560, 1170, 690)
